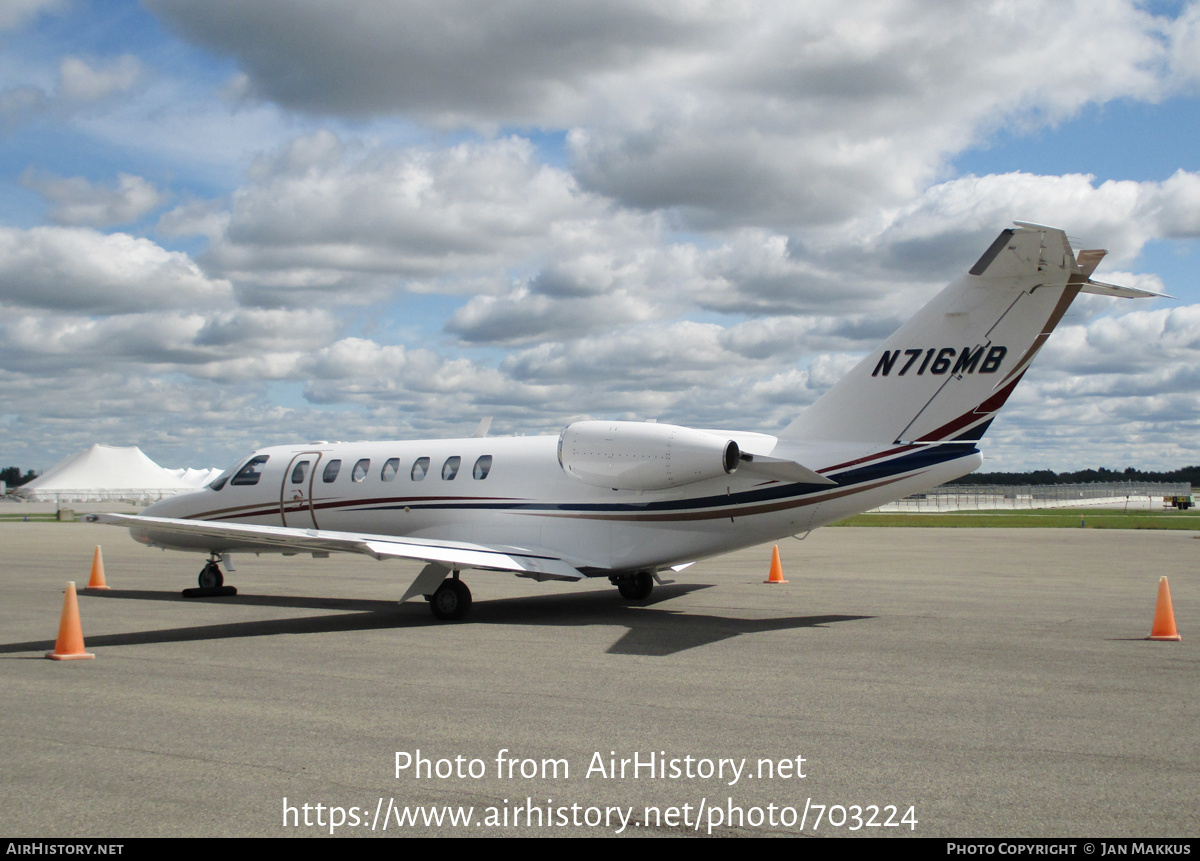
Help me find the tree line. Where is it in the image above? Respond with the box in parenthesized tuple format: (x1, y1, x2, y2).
(1, 467, 39, 487)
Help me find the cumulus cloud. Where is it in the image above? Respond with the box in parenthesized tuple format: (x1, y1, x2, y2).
(0, 227, 233, 313)
(967, 298, 1200, 470)
(191, 132, 652, 300)
(0, 307, 338, 376)
(144, 1, 1175, 233)
(447, 287, 657, 344)
(146, 0, 706, 122)
(1044, 305, 1200, 375)
(719, 314, 895, 359)
(296, 337, 574, 427)
(502, 322, 734, 386)
(1167, 2, 1200, 89)
(21, 170, 168, 226)
(569, 1, 1170, 230)
(848, 169, 1200, 275)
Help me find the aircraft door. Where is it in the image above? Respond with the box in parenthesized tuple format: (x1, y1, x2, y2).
(281, 451, 323, 529)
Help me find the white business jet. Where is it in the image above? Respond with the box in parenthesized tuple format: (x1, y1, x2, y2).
(96, 223, 1160, 620)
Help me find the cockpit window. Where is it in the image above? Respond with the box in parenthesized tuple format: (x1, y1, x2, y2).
(207, 465, 234, 491)
(472, 455, 493, 480)
(322, 460, 341, 483)
(411, 457, 429, 481)
(352, 458, 370, 482)
(441, 456, 461, 480)
(291, 461, 309, 484)
(381, 458, 399, 482)
(230, 455, 269, 486)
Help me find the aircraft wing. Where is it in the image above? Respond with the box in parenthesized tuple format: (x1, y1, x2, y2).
(92, 514, 587, 582)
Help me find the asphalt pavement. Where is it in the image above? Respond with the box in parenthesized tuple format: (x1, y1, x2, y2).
(1, 522, 1195, 837)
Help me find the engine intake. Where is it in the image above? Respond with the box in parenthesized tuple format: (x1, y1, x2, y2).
(557, 421, 740, 491)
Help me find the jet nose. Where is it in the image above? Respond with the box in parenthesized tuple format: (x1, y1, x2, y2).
(142, 488, 207, 519)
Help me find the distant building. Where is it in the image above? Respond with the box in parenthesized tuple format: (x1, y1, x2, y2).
(15, 444, 219, 503)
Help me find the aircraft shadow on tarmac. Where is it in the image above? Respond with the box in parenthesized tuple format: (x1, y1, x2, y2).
(2, 584, 872, 658)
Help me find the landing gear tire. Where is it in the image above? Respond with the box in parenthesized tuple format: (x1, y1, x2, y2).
(198, 561, 224, 589)
(430, 578, 472, 621)
(616, 571, 654, 601)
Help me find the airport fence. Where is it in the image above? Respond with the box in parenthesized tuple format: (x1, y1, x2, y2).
(11, 488, 197, 504)
(875, 481, 1194, 512)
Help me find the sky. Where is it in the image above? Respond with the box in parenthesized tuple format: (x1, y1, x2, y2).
(3, 0, 1200, 474)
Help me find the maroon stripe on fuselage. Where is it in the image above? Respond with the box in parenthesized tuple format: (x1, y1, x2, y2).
(914, 371, 1026, 442)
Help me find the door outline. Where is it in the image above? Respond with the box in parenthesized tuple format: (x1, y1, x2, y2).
(281, 451, 324, 529)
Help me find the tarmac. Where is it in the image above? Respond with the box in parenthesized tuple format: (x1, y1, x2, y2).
(1, 521, 1196, 838)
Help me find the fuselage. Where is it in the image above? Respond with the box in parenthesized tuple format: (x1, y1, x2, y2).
(137, 432, 982, 575)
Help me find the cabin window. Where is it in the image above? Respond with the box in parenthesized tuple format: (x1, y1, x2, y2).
(290, 461, 309, 484)
(352, 458, 370, 482)
(230, 455, 269, 486)
(381, 458, 399, 482)
(411, 457, 430, 481)
(322, 460, 341, 483)
(441, 456, 460, 480)
(472, 455, 493, 480)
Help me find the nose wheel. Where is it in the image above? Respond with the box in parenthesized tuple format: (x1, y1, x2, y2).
(198, 560, 224, 589)
(183, 554, 237, 597)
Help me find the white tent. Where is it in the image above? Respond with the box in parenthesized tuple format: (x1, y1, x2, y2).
(17, 444, 219, 502)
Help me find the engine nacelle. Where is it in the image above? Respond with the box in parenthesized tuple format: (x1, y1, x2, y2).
(557, 421, 740, 491)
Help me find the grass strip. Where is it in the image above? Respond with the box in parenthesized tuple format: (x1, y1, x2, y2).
(832, 510, 1200, 529)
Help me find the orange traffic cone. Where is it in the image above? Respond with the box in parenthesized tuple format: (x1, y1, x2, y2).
(764, 545, 788, 584)
(45, 582, 95, 661)
(1148, 576, 1181, 641)
(85, 545, 109, 590)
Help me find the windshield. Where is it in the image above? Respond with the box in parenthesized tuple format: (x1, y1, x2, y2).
(206, 461, 239, 491)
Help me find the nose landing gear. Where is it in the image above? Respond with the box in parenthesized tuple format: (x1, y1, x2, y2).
(198, 559, 224, 589)
(182, 554, 238, 597)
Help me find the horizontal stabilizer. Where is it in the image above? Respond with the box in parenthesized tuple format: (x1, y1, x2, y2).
(1080, 278, 1173, 300)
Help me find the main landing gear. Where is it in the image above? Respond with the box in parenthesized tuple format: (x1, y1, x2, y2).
(429, 574, 472, 621)
(611, 570, 654, 601)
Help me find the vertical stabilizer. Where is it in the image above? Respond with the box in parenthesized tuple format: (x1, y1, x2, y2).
(779, 224, 1106, 445)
